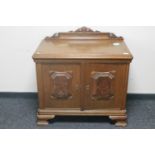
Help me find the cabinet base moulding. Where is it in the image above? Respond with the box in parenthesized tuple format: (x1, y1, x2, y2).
(37, 109, 127, 127)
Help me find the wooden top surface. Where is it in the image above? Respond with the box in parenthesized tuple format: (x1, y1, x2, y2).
(33, 27, 133, 60)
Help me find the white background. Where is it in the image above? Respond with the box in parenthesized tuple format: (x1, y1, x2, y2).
(0, 26, 155, 93)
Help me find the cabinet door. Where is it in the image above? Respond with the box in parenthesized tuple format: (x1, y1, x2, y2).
(42, 64, 80, 109)
(84, 64, 127, 110)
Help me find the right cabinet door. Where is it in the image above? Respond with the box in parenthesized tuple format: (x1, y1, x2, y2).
(84, 63, 129, 110)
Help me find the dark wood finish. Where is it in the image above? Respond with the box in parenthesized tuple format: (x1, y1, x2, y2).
(33, 27, 133, 127)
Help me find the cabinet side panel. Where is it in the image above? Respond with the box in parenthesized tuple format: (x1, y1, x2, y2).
(120, 64, 130, 110)
(36, 63, 45, 109)
(112, 63, 130, 110)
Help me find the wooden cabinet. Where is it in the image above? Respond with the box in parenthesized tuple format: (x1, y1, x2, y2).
(33, 27, 133, 127)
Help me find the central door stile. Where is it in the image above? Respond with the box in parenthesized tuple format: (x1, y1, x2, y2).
(80, 61, 86, 111)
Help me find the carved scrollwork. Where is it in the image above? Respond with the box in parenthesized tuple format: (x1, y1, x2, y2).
(74, 26, 94, 32)
(49, 71, 73, 100)
(91, 71, 115, 100)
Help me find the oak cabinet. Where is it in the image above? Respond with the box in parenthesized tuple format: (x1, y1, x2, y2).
(33, 27, 133, 127)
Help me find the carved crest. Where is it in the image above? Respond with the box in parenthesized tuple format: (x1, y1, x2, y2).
(45, 27, 123, 40)
(72, 26, 95, 32)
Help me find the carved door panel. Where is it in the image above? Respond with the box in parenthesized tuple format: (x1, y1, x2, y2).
(91, 71, 115, 100)
(42, 64, 80, 109)
(84, 64, 119, 109)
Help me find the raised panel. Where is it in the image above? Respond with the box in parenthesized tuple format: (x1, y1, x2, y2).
(91, 71, 115, 100)
(50, 71, 73, 100)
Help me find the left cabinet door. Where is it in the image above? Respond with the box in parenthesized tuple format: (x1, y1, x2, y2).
(41, 64, 81, 109)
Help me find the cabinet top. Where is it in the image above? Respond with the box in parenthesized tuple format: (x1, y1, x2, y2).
(33, 27, 133, 61)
